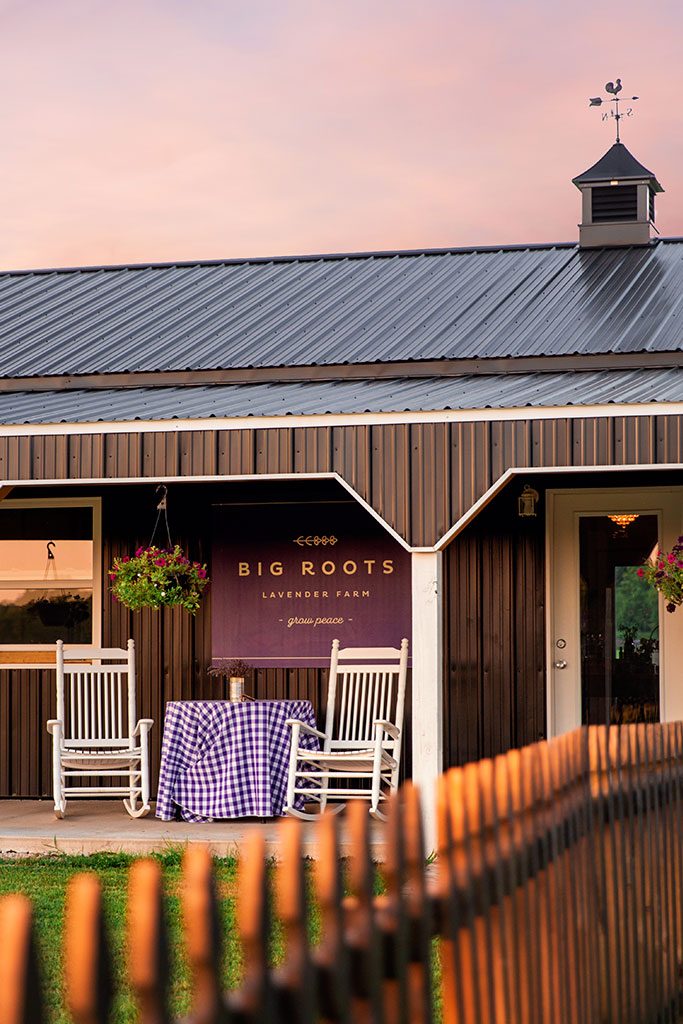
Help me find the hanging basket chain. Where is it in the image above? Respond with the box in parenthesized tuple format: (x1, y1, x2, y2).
(148, 484, 173, 550)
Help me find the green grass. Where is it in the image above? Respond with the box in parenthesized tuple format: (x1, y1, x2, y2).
(0, 851, 242, 1023)
(0, 852, 441, 1023)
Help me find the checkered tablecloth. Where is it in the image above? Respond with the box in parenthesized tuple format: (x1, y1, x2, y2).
(155, 699, 319, 821)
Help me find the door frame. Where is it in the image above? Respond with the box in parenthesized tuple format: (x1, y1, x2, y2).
(546, 486, 683, 737)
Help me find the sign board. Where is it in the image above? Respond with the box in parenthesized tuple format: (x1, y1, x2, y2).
(211, 502, 411, 667)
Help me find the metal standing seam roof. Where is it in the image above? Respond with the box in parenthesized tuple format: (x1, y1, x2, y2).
(2, 368, 683, 425)
(0, 239, 682, 378)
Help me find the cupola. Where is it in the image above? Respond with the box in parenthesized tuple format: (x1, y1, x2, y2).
(572, 141, 664, 248)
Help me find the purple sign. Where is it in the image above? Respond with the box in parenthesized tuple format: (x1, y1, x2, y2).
(211, 502, 411, 667)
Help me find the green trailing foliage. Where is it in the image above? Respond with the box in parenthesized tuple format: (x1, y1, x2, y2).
(638, 534, 683, 613)
(108, 544, 209, 615)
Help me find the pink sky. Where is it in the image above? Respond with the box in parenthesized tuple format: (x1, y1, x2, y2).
(0, 0, 681, 270)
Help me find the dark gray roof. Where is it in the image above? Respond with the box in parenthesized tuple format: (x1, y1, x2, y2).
(573, 143, 663, 190)
(1, 238, 682, 377)
(2, 368, 683, 425)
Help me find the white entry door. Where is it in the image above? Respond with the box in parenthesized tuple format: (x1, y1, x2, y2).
(548, 487, 683, 736)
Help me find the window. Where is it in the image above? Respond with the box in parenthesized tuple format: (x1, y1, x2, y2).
(0, 499, 101, 658)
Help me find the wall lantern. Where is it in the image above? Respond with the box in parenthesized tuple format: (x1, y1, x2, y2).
(518, 483, 540, 518)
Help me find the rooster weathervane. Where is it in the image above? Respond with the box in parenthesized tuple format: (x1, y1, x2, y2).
(588, 79, 639, 143)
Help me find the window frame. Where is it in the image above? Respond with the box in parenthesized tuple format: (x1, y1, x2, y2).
(0, 496, 102, 667)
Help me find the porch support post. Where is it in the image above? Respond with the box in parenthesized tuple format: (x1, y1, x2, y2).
(411, 550, 443, 854)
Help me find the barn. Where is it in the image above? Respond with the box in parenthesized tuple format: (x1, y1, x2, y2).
(1, 139, 681, 836)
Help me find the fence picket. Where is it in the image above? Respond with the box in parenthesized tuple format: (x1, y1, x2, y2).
(183, 845, 230, 1024)
(64, 873, 114, 1024)
(0, 894, 46, 1024)
(128, 858, 172, 1024)
(313, 812, 352, 1024)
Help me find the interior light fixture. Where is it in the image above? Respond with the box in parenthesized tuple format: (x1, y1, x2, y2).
(607, 513, 639, 528)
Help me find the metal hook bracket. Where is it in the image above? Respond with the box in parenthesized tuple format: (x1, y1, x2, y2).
(156, 484, 168, 511)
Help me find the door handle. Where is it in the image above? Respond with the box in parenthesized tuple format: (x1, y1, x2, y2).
(553, 660, 568, 670)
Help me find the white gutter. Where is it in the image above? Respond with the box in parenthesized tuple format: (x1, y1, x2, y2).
(0, 400, 682, 437)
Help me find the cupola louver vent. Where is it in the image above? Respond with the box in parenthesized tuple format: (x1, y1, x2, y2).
(591, 184, 638, 223)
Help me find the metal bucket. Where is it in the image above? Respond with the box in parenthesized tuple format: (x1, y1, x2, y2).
(229, 677, 244, 702)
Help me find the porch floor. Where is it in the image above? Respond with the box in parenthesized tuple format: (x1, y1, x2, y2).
(0, 800, 384, 859)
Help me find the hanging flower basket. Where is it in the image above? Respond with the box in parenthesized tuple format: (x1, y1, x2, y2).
(108, 544, 209, 615)
(31, 594, 91, 628)
(638, 536, 683, 613)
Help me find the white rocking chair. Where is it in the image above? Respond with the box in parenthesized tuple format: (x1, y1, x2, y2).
(46, 639, 153, 819)
(284, 638, 409, 820)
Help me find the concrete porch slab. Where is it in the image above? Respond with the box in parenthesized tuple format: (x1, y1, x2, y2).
(0, 800, 384, 859)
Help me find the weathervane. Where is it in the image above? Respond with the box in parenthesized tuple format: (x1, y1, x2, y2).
(588, 79, 639, 143)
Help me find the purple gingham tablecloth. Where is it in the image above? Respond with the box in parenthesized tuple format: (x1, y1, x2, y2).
(155, 700, 319, 821)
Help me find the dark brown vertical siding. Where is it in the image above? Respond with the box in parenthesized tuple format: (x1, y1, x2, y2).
(443, 492, 546, 767)
(370, 424, 409, 541)
(294, 426, 333, 473)
(657, 415, 683, 462)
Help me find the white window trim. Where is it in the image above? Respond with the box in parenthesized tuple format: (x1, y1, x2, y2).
(0, 496, 102, 666)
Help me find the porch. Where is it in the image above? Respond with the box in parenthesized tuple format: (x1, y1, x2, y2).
(0, 799, 384, 859)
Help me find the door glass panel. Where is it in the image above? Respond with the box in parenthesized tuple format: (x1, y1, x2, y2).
(580, 514, 659, 725)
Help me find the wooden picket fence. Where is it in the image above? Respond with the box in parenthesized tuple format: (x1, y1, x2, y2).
(2, 722, 683, 1023)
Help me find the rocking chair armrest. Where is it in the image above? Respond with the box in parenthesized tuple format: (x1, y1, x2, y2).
(46, 719, 63, 736)
(285, 718, 328, 741)
(373, 719, 400, 740)
(134, 718, 154, 737)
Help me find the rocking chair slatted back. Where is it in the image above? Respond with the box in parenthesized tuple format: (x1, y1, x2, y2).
(57, 640, 137, 749)
(324, 640, 409, 751)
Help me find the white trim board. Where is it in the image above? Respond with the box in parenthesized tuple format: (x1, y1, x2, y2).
(0, 399, 682, 437)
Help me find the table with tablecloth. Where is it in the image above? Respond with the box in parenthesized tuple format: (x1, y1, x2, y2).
(155, 699, 319, 821)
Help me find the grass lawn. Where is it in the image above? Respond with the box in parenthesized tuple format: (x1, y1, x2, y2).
(0, 851, 243, 1023)
(1, 852, 441, 1023)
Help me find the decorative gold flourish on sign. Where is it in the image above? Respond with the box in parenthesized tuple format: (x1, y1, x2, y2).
(292, 535, 338, 547)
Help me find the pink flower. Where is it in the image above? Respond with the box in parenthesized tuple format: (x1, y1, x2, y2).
(668, 554, 676, 564)
(637, 567, 644, 577)
(198, 568, 207, 579)
(122, 555, 130, 563)
(155, 558, 167, 567)
(659, 561, 666, 570)
(135, 547, 144, 557)
(108, 572, 117, 581)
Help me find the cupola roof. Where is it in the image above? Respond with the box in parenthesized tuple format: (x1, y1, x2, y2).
(573, 142, 663, 192)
